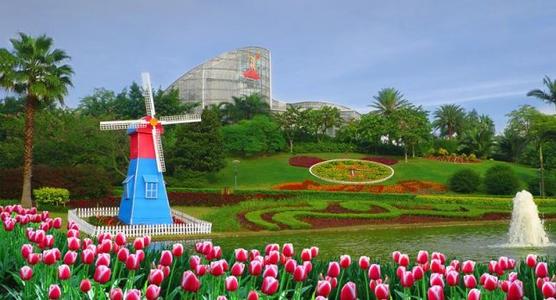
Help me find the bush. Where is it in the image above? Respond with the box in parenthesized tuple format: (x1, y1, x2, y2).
(528, 171, 556, 197)
(448, 169, 481, 193)
(293, 141, 356, 153)
(0, 164, 112, 199)
(361, 156, 398, 165)
(288, 156, 324, 168)
(484, 165, 520, 195)
(33, 187, 69, 206)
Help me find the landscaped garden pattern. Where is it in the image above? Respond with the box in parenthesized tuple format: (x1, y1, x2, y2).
(310, 159, 394, 184)
(273, 180, 446, 193)
(1, 204, 556, 299)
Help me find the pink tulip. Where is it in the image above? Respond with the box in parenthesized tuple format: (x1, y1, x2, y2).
(303, 261, 312, 274)
(392, 251, 401, 263)
(468, 288, 480, 300)
(210, 260, 226, 276)
(117, 247, 129, 262)
(114, 232, 126, 246)
(446, 270, 459, 286)
(58, 264, 71, 280)
(79, 279, 92, 293)
(507, 280, 524, 300)
(301, 248, 312, 261)
(249, 249, 260, 261)
(149, 269, 165, 285)
(231, 262, 245, 276)
(126, 254, 140, 270)
(428, 285, 444, 300)
(133, 237, 144, 250)
(81, 249, 94, 265)
(249, 260, 263, 276)
(398, 254, 410, 267)
(340, 281, 357, 300)
(266, 250, 280, 265)
(535, 262, 548, 278)
(488, 261, 497, 274)
(284, 258, 297, 274)
(293, 265, 307, 282)
(209, 246, 222, 260)
(265, 243, 279, 255)
(396, 266, 406, 279)
(19, 266, 33, 281)
(543, 282, 556, 298)
(52, 217, 62, 229)
(110, 288, 124, 300)
(48, 284, 61, 300)
(124, 289, 141, 300)
(359, 256, 370, 269)
(143, 235, 151, 247)
(368, 264, 381, 280)
(431, 259, 445, 274)
(417, 250, 429, 264)
(464, 274, 477, 288)
(195, 264, 208, 276)
(462, 260, 475, 274)
(189, 255, 201, 270)
(327, 261, 341, 277)
(145, 285, 160, 300)
(94, 265, 111, 284)
(317, 280, 332, 297)
(43, 249, 57, 265)
(261, 276, 279, 295)
(374, 283, 389, 300)
(282, 243, 294, 257)
(537, 277, 550, 289)
(247, 290, 259, 300)
(526, 254, 537, 268)
(412, 265, 425, 281)
(450, 259, 461, 271)
(310, 246, 319, 258)
(63, 251, 78, 265)
(369, 278, 382, 292)
(27, 253, 41, 265)
(159, 250, 173, 266)
(483, 274, 498, 291)
(401, 271, 415, 288)
(340, 255, 351, 269)
(234, 248, 248, 262)
(21, 244, 33, 259)
(430, 273, 445, 287)
(225, 275, 239, 291)
(263, 264, 278, 278)
(98, 239, 113, 253)
(432, 252, 446, 264)
(95, 253, 110, 267)
(181, 270, 200, 292)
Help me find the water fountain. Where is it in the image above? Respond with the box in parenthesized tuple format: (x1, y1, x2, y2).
(508, 190, 551, 246)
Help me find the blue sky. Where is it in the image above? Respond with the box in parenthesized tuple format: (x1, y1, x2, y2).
(1, 0, 555, 131)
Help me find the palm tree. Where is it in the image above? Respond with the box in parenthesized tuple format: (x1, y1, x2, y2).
(432, 104, 465, 139)
(0, 33, 73, 207)
(527, 76, 556, 111)
(219, 93, 269, 124)
(370, 88, 409, 116)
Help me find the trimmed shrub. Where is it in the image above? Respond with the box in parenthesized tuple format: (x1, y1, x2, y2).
(288, 156, 324, 168)
(484, 165, 520, 195)
(0, 164, 112, 199)
(33, 187, 70, 207)
(293, 141, 356, 153)
(448, 169, 481, 193)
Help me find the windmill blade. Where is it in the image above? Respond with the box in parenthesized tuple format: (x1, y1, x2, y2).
(152, 127, 166, 172)
(141, 72, 156, 117)
(100, 120, 147, 131)
(159, 114, 202, 125)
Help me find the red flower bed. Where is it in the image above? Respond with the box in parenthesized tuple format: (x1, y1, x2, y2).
(288, 156, 324, 168)
(273, 180, 446, 194)
(361, 156, 399, 165)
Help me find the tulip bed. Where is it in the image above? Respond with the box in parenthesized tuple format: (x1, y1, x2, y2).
(2, 204, 556, 300)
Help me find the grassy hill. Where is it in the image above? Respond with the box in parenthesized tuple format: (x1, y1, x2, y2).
(177, 153, 537, 190)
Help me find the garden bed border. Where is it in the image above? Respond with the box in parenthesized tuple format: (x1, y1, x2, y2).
(68, 207, 212, 237)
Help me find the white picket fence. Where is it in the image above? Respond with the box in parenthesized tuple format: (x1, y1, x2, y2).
(67, 207, 212, 238)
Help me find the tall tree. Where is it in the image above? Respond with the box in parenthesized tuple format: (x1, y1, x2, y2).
(527, 76, 556, 111)
(319, 106, 342, 137)
(432, 104, 466, 139)
(370, 88, 409, 116)
(393, 106, 431, 162)
(219, 93, 269, 124)
(0, 33, 73, 207)
(274, 106, 302, 153)
(497, 105, 539, 162)
(530, 114, 556, 197)
(459, 114, 495, 158)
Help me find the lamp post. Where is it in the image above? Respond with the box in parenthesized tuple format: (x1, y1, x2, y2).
(232, 160, 240, 190)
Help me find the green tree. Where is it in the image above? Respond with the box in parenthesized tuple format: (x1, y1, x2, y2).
(0, 33, 73, 207)
(370, 88, 409, 116)
(274, 106, 302, 153)
(320, 106, 342, 137)
(78, 88, 117, 117)
(355, 113, 388, 152)
(219, 93, 269, 124)
(432, 104, 466, 139)
(496, 105, 538, 162)
(170, 107, 225, 174)
(530, 113, 556, 197)
(393, 106, 431, 162)
(527, 76, 556, 111)
(459, 114, 495, 158)
(222, 115, 285, 156)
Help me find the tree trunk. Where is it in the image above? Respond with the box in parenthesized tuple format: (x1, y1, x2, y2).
(540, 142, 545, 198)
(21, 96, 37, 208)
(289, 138, 293, 153)
(404, 146, 408, 163)
(412, 144, 415, 158)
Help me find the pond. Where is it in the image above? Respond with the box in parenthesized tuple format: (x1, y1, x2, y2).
(166, 220, 556, 261)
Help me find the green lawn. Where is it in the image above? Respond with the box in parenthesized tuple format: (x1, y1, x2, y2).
(191, 153, 537, 190)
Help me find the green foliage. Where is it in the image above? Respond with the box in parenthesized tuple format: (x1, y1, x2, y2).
(293, 141, 356, 153)
(458, 112, 495, 158)
(432, 104, 465, 139)
(484, 165, 521, 195)
(222, 115, 285, 156)
(169, 107, 226, 174)
(33, 187, 69, 206)
(527, 75, 556, 110)
(528, 171, 556, 197)
(219, 93, 269, 124)
(448, 169, 481, 193)
(370, 87, 409, 116)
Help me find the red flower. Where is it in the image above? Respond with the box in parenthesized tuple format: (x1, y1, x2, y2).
(535, 262, 548, 278)
(21, 244, 33, 259)
(48, 284, 61, 300)
(401, 271, 415, 288)
(80, 279, 92, 293)
(117, 247, 129, 262)
(310, 246, 319, 258)
(285, 258, 297, 274)
(483, 274, 498, 291)
(340, 281, 357, 300)
(110, 288, 123, 300)
(464, 275, 477, 289)
(263, 264, 278, 278)
(94, 265, 111, 284)
(526, 254, 537, 268)
(542, 282, 556, 298)
(340, 255, 351, 269)
(27, 253, 41, 265)
(43, 249, 57, 265)
(234, 248, 248, 262)
(462, 260, 475, 274)
(19, 266, 33, 281)
(172, 243, 184, 257)
(359, 256, 370, 270)
(115, 232, 126, 246)
(428, 285, 444, 300)
(467, 288, 480, 300)
(133, 237, 144, 250)
(247, 291, 259, 300)
(124, 289, 141, 300)
(63, 251, 78, 265)
(374, 283, 389, 300)
(316, 280, 332, 297)
(126, 254, 140, 270)
(507, 280, 524, 300)
(282, 243, 294, 257)
(181, 270, 200, 292)
(96, 253, 111, 267)
(225, 276, 239, 291)
(446, 271, 459, 287)
(293, 265, 307, 282)
(398, 254, 410, 267)
(261, 276, 279, 295)
(368, 264, 381, 280)
(249, 260, 263, 276)
(58, 264, 71, 280)
(159, 250, 173, 267)
(149, 269, 165, 286)
(412, 265, 424, 281)
(81, 249, 95, 265)
(210, 260, 226, 276)
(146, 285, 160, 300)
(231, 262, 245, 277)
(417, 250, 429, 264)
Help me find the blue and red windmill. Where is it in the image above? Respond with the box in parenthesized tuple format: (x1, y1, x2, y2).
(100, 73, 201, 225)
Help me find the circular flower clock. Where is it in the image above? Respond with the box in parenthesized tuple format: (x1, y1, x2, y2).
(309, 159, 394, 185)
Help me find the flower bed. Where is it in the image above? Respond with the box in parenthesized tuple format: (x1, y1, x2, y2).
(1, 204, 555, 300)
(273, 180, 447, 194)
(310, 159, 394, 184)
(361, 156, 399, 165)
(426, 154, 481, 163)
(288, 156, 324, 168)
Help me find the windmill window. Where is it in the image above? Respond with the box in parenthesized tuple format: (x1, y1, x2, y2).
(122, 176, 134, 200)
(143, 176, 159, 199)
